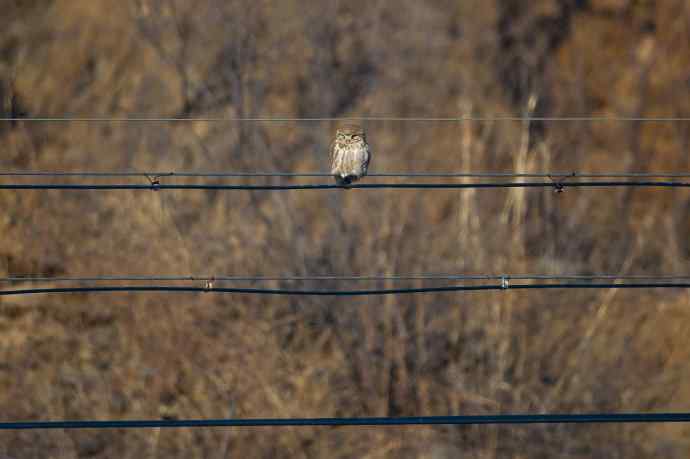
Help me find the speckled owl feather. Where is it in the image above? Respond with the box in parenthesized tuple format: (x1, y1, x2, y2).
(330, 125, 371, 187)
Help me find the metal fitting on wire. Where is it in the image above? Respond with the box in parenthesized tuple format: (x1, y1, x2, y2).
(145, 174, 161, 191)
(500, 276, 510, 290)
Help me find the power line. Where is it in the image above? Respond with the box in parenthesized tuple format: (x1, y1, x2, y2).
(1, 116, 690, 122)
(2, 171, 690, 179)
(4, 274, 690, 282)
(2, 412, 690, 430)
(1, 181, 690, 191)
(2, 282, 690, 297)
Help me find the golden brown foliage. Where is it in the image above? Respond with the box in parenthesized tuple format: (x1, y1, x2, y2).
(1, 0, 690, 457)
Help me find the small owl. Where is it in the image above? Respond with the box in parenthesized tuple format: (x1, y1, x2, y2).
(330, 124, 371, 187)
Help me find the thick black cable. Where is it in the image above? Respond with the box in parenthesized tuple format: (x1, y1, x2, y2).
(3, 275, 690, 282)
(2, 413, 690, 430)
(2, 171, 690, 178)
(0, 285, 496, 296)
(1, 181, 690, 190)
(2, 282, 690, 297)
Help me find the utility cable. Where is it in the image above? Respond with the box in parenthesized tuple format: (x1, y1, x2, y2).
(2, 412, 690, 430)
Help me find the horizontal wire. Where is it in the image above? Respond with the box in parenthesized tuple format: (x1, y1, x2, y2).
(3, 412, 690, 430)
(4, 274, 690, 282)
(2, 282, 690, 296)
(1, 181, 690, 190)
(2, 171, 690, 178)
(1, 116, 690, 122)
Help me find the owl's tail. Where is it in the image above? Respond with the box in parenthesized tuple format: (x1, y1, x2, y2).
(334, 175, 353, 188)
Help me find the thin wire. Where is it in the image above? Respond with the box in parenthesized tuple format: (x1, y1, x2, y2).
(1, 181, 690, 190)
(2, 412, 690, 430)
(2, 282, 690, 296)
(4, 274, 690, 282)
(2, 171, 690, 178)
(1, 116, 689, 122)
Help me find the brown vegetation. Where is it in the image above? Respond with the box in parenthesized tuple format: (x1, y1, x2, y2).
(1, 0, 690, 457)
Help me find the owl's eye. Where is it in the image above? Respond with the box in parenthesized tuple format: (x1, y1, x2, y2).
(352, 135, 361, 141)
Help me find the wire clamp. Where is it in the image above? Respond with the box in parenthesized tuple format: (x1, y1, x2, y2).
(204, 277, 215, 291)
(500, 276, 510, 290)
(145, 174, 161, 191)
(549, 172, 576, 193)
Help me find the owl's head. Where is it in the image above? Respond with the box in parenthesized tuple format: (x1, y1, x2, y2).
(336, 124, 366, 142)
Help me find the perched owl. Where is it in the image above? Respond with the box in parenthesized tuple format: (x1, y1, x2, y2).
(330, 124, 371, 187)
